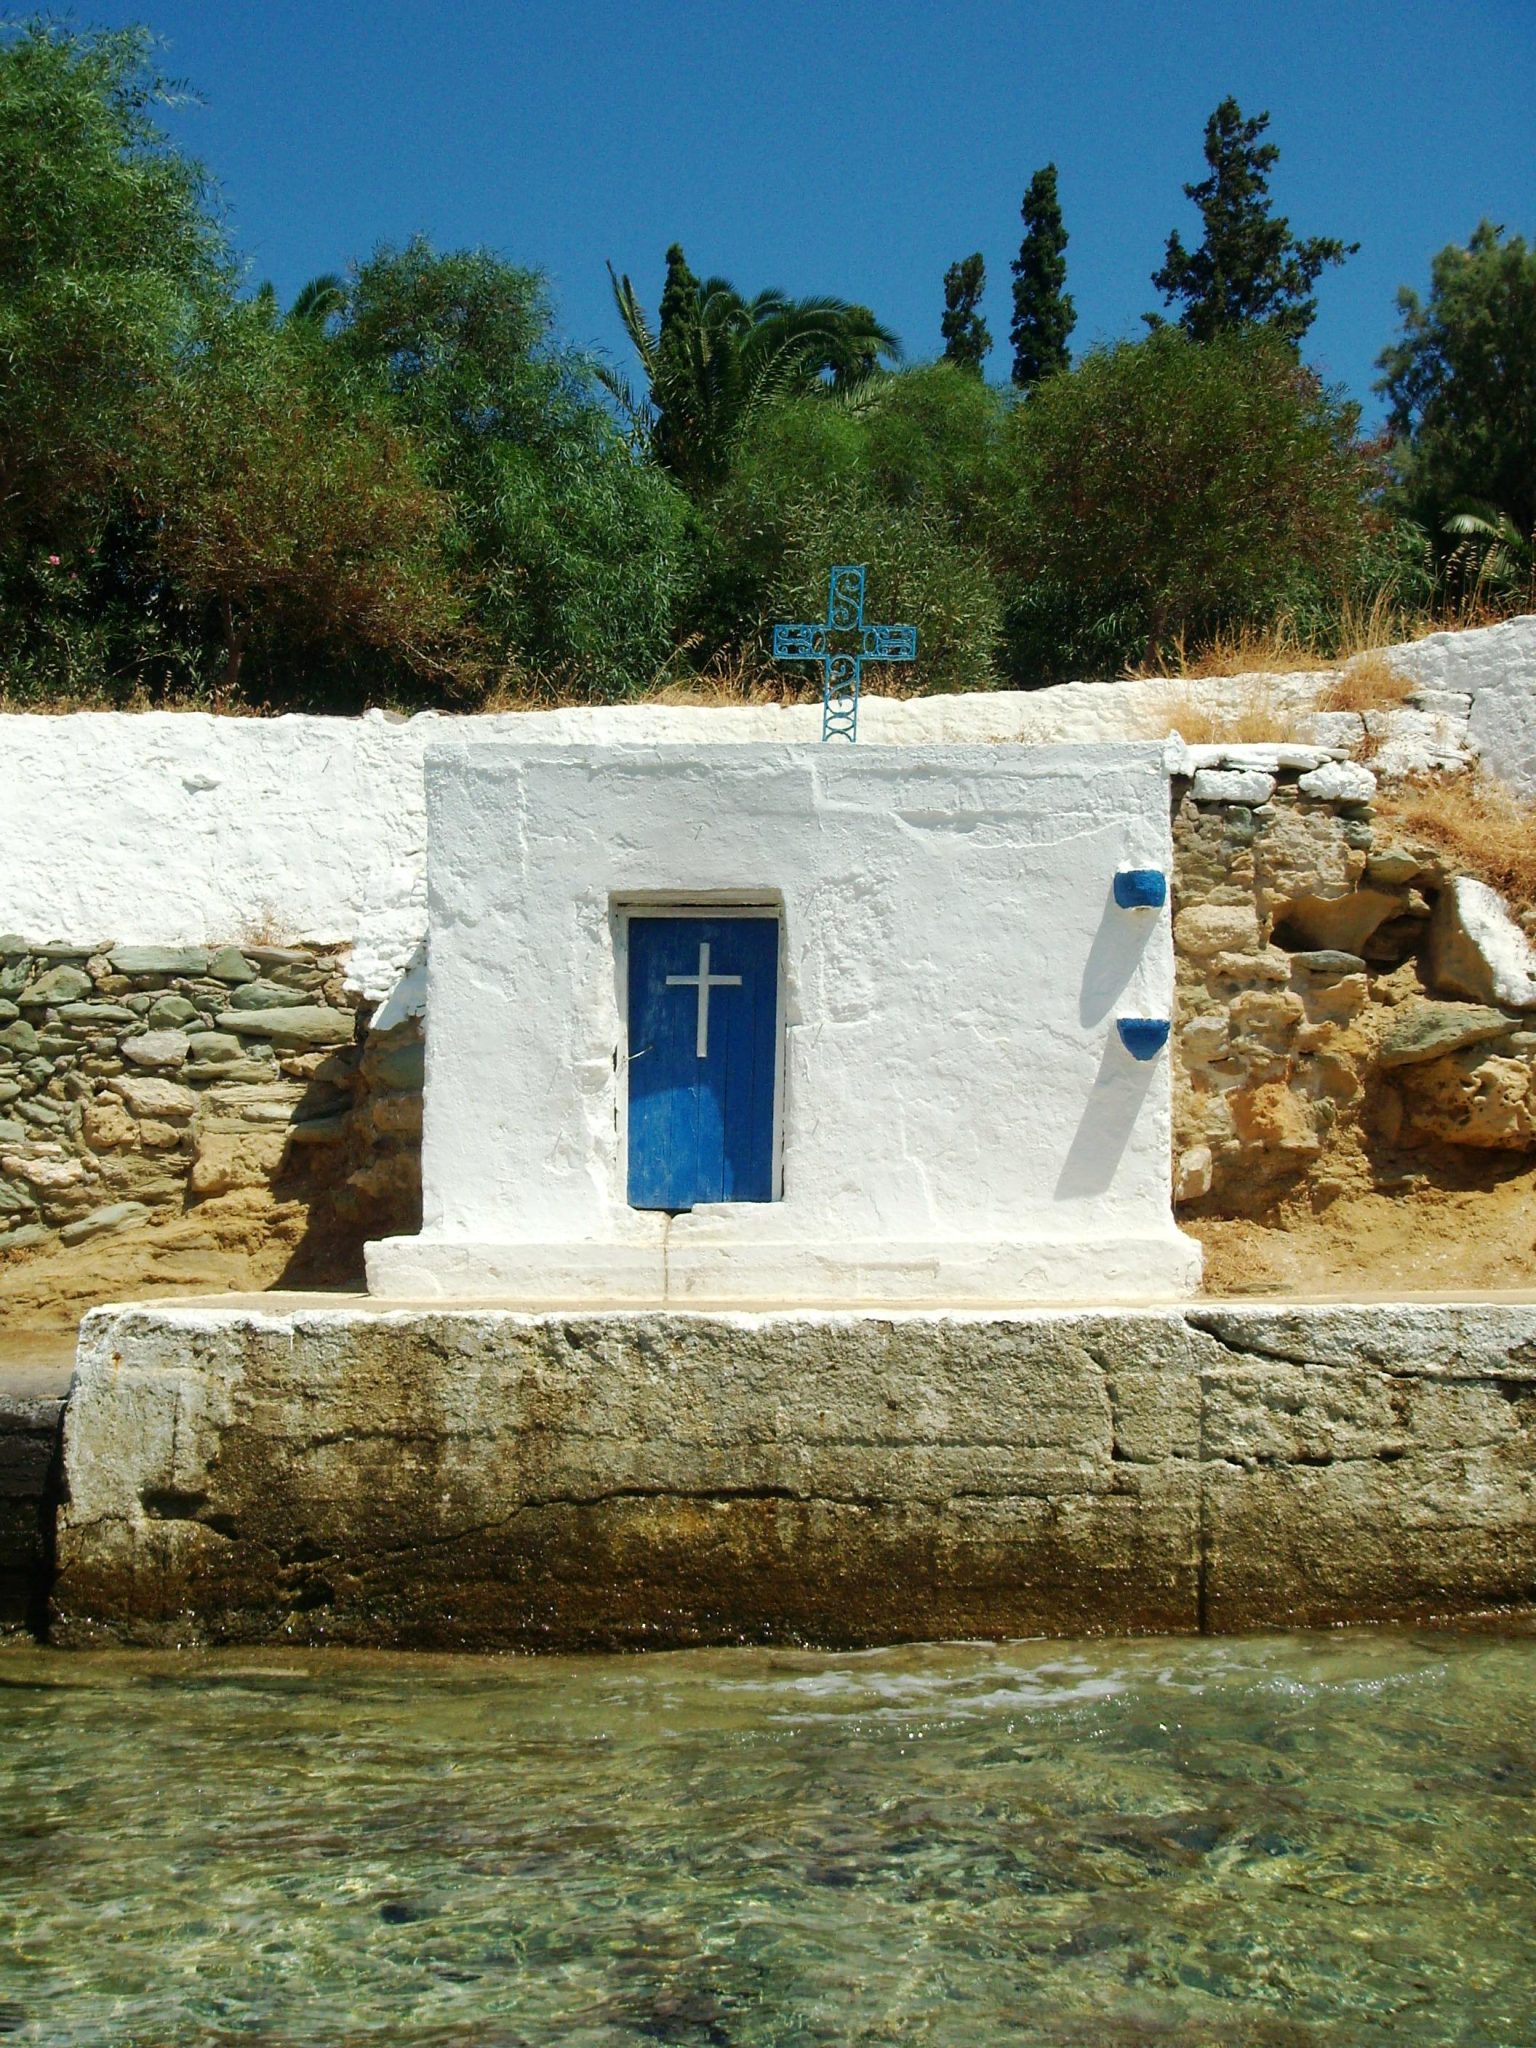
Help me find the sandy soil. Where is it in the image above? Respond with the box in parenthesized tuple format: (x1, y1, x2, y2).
(4, 1172, 1533, 1359)
(0, 1191, 356, 1352)
(1190, 1168, 1536, 1297)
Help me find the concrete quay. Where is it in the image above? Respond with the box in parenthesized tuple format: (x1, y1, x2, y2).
(47, 1293, 1536, 1649)
(0, 1343, 72, 1632)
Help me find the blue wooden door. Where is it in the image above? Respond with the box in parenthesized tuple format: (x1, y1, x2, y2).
(627, 915, 779, 1210)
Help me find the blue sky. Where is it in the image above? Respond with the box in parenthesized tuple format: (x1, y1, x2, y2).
(74, 0, 1536, 421)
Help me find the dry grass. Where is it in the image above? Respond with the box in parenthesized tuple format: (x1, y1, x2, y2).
(1376, 770, 1536, 918)
(1317, 651, 1416, 715)
(1144, 617, 1333, 681)
(0, 682, 268, 716)
(1139, 589, 1480, 684)
(649, 645, 804, 707)
(477, 642, 814, 714)
(1137, 677, 1294, 746)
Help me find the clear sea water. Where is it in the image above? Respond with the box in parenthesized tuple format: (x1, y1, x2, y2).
(1, 1627, 1533, 2046)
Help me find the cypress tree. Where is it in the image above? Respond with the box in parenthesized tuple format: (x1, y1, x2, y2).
(652, 241, 701, 476)
(940, 252, 991, 375)
(1010, 164, 1074, 389)
(1150, 98, 1356, 345)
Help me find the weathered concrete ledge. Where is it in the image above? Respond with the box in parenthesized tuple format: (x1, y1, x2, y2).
(1, 1369, 68, 1633)
(53, 1296, 1536, 1649)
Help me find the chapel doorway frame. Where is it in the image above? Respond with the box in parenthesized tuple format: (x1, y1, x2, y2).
(610, 895, 788, 1209)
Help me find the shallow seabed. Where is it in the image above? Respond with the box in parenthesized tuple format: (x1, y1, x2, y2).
(2, 1628, 1534, 2047)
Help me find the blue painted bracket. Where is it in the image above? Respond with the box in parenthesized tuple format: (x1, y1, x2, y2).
(1113, 869, 1168, 910)
(1117, 1017, 1171, 1060)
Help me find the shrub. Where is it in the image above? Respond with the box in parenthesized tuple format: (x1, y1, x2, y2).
(338, 241, 694, 700)
(692, 367, 1006, 694)
(990, 327, 1372, 682)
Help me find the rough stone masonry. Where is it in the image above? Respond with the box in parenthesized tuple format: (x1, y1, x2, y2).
(0, 936, 421, 1269)
(53, 1299, 1536, 1650)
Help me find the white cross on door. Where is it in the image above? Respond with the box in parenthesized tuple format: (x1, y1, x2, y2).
(665, 941, 742, 1059)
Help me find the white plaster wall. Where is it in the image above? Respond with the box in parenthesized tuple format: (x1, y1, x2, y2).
(2, 694, 1198, 1009)
(4, 616, 1533, 1016)
(1388, 613, 1536, 794)
(0, 708, 429, 1003)
(366, 740, 1198, 1306)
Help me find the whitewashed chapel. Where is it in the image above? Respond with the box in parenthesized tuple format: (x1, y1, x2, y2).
(366, 735, 1201, 1305)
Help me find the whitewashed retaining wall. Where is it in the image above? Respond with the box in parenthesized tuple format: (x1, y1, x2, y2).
(4, 618, 1533, 1015)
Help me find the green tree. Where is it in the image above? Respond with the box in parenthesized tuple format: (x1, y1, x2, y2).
(0, 20, 225, 558)
(338, 239, 692, 698)
(652, 242, 705, 477)
(1010, 164, 1074, 388)
(1376, 222, 1536, 542)
(605, 246, 902, 491)
(143, 306, 464, 697)
(941, 253, 991, 375)
(993, 328, 1370, 677)
(1150, 98, 1355, 346)
(693, 365, 1005, 692)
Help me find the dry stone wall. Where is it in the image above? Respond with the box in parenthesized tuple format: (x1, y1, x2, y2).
(6, 754, 1536, 1281)
(1169, 747, 1536, 1213)
(0, 937, 421, 1271)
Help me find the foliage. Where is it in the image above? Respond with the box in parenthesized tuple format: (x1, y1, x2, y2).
(0, 19, 224, 559)
(991, 328, 1371, 679)
(603, 245, 901, 492)
(143, 306, 466, 697)
(1010, 164, 1074, 389)
(0, 18, 1522, 714)
(1441, 502, 1535, 609)
(1376, 223, 1536, 543)
(334, 239, 694, 699)
(693, 366, 1006, 693)
(941, 254, 991, 375)
(1149, 98, 1355, 346)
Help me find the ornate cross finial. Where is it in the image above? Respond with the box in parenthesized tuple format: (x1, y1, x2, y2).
(771, 565, 917, 742)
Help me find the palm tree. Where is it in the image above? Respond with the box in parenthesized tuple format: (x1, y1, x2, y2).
(248, 273, 348, 333)
(1443, 501, 1536, 609)
(602, 245, 900, 491)
(287, 273, 347, 329)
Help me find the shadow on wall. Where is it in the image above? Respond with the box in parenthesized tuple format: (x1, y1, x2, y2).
(1079, 882, 1158, 1028)
(1055, 882, 1167, 1198)
(1055, 1038, 1161, 1199)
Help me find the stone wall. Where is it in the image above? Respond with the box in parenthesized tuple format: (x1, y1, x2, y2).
(4, 618, 1535, 1294)
(0, 938, 421, 1274)
(1168, 746, 1536, 1212)
(7, 740, 1536, 1291)
(52, 1300, 1536, 1649)
(0, 1385, 63, 1632)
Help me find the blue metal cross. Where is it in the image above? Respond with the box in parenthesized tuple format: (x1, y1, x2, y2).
(771, 565, 917, 742)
